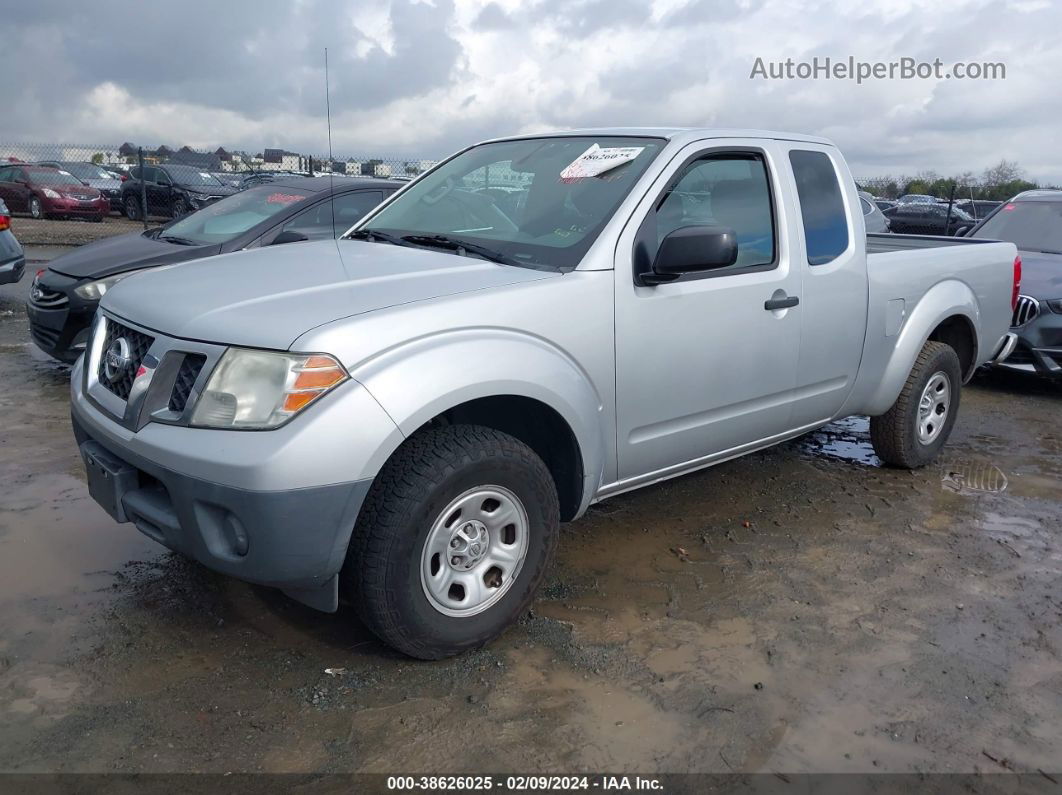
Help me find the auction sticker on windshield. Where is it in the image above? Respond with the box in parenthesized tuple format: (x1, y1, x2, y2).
(560, 144, 645, 182)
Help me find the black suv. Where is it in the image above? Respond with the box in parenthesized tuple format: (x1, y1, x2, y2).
(969, 190, 1062, 378)
(29, 178, 396, 362)
(121, 164, 237, 220)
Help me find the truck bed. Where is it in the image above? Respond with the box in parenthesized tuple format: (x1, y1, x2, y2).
(866, 232, 1001, 255)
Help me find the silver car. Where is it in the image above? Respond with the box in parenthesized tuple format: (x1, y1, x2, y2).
(858, 190, 890, 233)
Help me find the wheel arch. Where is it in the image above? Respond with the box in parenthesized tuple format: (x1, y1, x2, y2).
(352, 329, 608, 521)
(859, 279, 981, 416)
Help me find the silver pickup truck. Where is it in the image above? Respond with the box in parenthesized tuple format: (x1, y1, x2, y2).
(70, 128, 1019, 659)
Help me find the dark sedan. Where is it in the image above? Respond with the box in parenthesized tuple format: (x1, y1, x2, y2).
(28, 178, 398, 362)
(0, 199, 25, 285)
(884, 202, 975, 236)
(121, 164, 238, 220)
(969, 190, 1062, 378)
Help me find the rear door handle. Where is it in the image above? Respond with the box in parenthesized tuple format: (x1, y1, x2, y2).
(764, 295, 799, 311)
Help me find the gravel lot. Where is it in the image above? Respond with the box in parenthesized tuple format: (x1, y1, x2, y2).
(1, 255, 1060, 778)
(8, 216, 146, 247)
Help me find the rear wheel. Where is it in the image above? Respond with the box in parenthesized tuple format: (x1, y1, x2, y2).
(124, 195, 141, 221)
(870, 340, 962, 468)
(343, 425, 560, 659)
(28, 196, 43, 219)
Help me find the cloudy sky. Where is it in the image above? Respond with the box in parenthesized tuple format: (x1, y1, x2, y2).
(4, 0, 1060, 183)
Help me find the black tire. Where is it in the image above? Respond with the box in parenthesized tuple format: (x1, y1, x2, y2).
(124, 195, 141, 221)
(343, 424, 560, 659)
(171, 198, 188, 219)
(870, 341, 962, 468)
(28, 196, 43, 219)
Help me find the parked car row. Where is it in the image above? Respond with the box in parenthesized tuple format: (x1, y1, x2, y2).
(863, 192, 1004, 237)
(28, 177, 397, 360)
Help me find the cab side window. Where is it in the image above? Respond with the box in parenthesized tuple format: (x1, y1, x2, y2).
(789, 150, 849, 265)
(653, 154, 775, 270)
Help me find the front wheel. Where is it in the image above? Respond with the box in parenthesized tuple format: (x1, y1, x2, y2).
(28, 196, 44, 219)
(870, 340, 962, 468)
(171, 197, 188, 219)
(124, 195, 141, 221)
(343, 425, 560, 659)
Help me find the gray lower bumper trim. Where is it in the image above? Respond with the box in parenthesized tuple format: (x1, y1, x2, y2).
(73, 412, 372, 611)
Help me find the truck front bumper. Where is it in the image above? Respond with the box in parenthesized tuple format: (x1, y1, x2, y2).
(69, 353, 398, 612)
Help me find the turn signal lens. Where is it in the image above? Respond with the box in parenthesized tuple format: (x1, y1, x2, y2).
(0, 214, 9, 231)
(282, 392, 319, 412)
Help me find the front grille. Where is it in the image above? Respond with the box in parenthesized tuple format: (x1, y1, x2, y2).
(1012, 295, 1040, 327)
(96, 319, 154, 401)
(30, 282, 69, 308)
(168, 354, 206, 413)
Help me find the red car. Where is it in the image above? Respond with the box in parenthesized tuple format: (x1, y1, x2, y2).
(0, 164, 108, 221)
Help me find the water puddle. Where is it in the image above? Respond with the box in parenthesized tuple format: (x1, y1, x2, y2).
(799, 416, 880, 466)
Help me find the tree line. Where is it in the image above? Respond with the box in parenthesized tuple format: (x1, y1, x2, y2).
(857, 160, 1050, 201)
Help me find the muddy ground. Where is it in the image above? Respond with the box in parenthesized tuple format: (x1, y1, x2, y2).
(1, 262, 1060, 778)
(8, 216, 143, 247)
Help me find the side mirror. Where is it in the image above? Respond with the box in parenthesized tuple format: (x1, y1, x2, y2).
(271, 230, 309, 246)
(645, 225, 738, 284)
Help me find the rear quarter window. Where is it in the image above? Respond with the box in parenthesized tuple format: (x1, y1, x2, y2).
(789, 150, 849, 266)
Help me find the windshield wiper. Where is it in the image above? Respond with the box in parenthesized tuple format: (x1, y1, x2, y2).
(401, 234, 521, 266)
(348, 228, 414, 247)
(158, 234, 202, 246)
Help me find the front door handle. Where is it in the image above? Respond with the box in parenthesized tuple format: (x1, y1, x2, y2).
(764, 294, 799, 311)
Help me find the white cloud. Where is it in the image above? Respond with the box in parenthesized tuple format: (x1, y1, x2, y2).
(2, 0, 1059, 184)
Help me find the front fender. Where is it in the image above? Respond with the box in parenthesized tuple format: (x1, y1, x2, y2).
(350, 327, 608, 514)
(860, 279, 980, 416)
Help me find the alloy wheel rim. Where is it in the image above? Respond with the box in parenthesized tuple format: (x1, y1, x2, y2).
(420, 485, 529, 617)
(917, 371, 951, 445)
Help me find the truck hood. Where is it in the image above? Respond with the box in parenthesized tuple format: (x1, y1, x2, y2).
(48, 229, 218, 279)
(101, 239, 558, 350)
(1017, 250, 1062, 299)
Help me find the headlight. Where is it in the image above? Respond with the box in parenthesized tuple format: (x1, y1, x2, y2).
(42, 188, 60, 199)
(1046, 299, 1062, 314)
(74, 271, 136, 300)
(191, 349, 348, 429)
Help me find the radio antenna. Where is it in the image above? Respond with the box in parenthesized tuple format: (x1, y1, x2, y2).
(325, 48, 336, 235)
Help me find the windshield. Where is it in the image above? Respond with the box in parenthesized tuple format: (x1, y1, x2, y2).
(27, 169, 84, 186)
(160, 185, 310, 245)
(354, 136, 664, 270)
(58, 163, 118, 181)
(165, 166, 225, 187)
(973, 200, 1062, 254)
